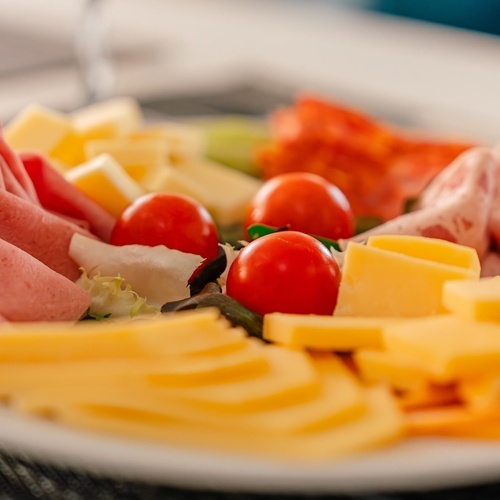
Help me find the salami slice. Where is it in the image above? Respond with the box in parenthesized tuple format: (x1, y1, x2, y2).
(0, 238, 89, 321)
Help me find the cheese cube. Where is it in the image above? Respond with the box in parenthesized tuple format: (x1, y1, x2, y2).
(69, 97, 143, 165)
(173, 158, 262, 226)
(84, 137, 167, 183)
(263, 313, 398, 350)
(384, 315, 500, 382)
(5, 104, 72, 155)
(72, 97, 142, 139)
(443, 277, 500, 322)
(335, 242, 478, 317)
(129, 122, 205, 163)
(65, 153, 144, 218)
(367, 235, 481, 275)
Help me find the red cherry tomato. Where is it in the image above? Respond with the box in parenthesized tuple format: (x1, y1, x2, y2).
(244, 172, 355, 241)
(226, 231, 341, 316)
(110, 193, 219, 276)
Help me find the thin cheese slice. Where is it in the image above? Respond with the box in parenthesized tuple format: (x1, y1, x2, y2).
(458, 373, 500, 412)
(0, 346, 268, 400)
(51, 386, 401, 461)
(335, 242, 478, 317)
(354, 350, 430, 390)
(264, 313, 398, 350)
(443, 277, 500, 322)
(0, 309, 246, 363)
(14, 354, 364, 435)
(384, 315, 500, 382)
(367, 235, 481, 275)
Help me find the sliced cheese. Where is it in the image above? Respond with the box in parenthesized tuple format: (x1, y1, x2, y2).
(458, 373, 500, 412)
(5, 104, 72, 156)
(354, 349, 430, 390)
(335, 242, 478, 317)
(51, 385, 401, 461)
(65, 153, 144, 218)
(384, 315, 500, 382)
(0, 346, 268, 401)
(367, 234, 481, 275)
(443, 277, 500, 322)
(14, 354, 364, 435)
(264, 313, 397, 350)
(0, 309, 246, 363)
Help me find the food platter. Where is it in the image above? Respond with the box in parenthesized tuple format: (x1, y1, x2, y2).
(1, 405, 500, 494)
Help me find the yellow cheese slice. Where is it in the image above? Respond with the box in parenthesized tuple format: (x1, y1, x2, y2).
(264, 313, 399, 350)
(335, 242, 478, 317)
(443, 277, 500, 322)
(367, 235, 481, 275)
(154, 346, 320, 412)
(5, 104, 73, 156)
(383, 315, 500, 382)
(84, 137, 168, 183)
(65, 153, 144, 218)
(0, 309, 246, 363)
(13, 354, 364, 436)
(0, 346, 269, 402)
(51, 385, 401, 461)
(354, 350, 430, 390)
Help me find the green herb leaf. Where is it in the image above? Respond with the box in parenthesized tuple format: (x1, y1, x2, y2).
(247, 223, 341, 251)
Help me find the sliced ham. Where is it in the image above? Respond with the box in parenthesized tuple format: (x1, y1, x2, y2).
(488, 145, 500, 248)
(0, 238, 89, 321)
(0, 189, 97, 281)
(342, 149, 495, 258)
(0, 125, 39, 204)
(0, 156, 34, 202)
(20, 153, 116, 242)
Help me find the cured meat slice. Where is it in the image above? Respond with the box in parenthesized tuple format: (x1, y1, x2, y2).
(0, 126, 39, 204)
(20, 153, 115, 242)
(488, 145, 500, 248)
(0, 238, 89, 321)
(0, 189, 96, 281)
(342, 149, 495, 258)
(0, 156, 33, 202)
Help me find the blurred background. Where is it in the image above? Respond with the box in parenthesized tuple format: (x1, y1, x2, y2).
(0, 0, 499, 141)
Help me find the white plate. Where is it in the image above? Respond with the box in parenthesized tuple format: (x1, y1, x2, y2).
(1, 407, 500, 494)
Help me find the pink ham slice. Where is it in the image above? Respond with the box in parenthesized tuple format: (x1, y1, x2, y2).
(0, 125, 39, 204)
(20, 153, 116, 242)
(341, 148, 495, 259)
(488, 144, 500, 248)
(0, 238, 89, 321)
(480, 252, 500, 277)
(0, 189, 97, 281)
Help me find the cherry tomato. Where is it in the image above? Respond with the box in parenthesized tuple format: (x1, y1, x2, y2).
(110, 193, 219, 276)
(244, 172, 355, 241)
(226, 231, 341, 316)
